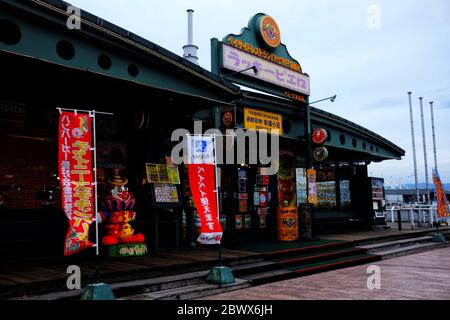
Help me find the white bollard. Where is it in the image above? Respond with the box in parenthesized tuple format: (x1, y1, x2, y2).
(410, 208, 415, 230)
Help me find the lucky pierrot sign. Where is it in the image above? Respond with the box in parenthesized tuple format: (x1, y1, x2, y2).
(58, 111, 95, 256)
(211, 13, 310, 102)
(186, 135, 223, 245)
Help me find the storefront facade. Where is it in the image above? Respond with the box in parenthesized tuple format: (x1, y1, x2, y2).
(0, 1, 404, 263)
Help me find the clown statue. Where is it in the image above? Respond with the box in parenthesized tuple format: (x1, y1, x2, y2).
(100, 168, 147, 257)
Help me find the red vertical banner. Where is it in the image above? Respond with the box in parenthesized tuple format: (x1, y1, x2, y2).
(58, 111, 95, 256)
(433, 169, 450, 221)
(186, 135, 222, 244)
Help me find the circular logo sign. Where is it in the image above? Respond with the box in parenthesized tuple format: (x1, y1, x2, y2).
(222, 111, 234, 127)
(259, 15, 281, 49)
(313, 147, 329, 162)
(312, 128, 328, 145)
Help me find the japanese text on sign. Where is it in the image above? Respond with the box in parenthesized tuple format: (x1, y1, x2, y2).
(222, 44, 310, 96)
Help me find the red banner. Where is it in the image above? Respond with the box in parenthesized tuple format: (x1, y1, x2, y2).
(58, 111, 95, 256)
(188, 164, 222, 244)
(433, 169, 450, 221)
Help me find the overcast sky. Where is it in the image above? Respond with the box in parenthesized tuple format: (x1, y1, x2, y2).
(69, 0, 450, 186)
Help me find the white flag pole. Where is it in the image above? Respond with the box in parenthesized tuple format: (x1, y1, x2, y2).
(212, 134, 222, 266)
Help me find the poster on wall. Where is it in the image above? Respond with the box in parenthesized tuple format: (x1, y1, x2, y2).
(146, 163, 180, 184)
(316, 181, 337, 207)
(371, 178, 384, 201)
(307, 169, 317, 205)
(58, 111, 94, 256)
(278, 151, 297, 207)
(296, 168, 307, 205)
(235, 214, 243, 229)
(340, 180, 351, 206)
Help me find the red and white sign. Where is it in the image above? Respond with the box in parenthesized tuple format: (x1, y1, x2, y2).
(312, 128, 328, 145)
(58, 111, 95, 256)
(187, 135, 222, 244)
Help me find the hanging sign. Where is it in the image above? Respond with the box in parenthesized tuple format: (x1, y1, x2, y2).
(433, 169, 450, 221)
(244, 107, 282, 135)
(58, 111, 95, 256)
(186, 135, 223, 244)
(312, 147, 329, 162)
(312, 128, 328, 145)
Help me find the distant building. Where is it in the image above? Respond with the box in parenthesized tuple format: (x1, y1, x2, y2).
(385, 188, 450, 206)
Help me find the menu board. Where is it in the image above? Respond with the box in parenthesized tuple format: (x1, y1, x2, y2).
(296, 168, 308, 205)
(153, 183, 179, 204)
(316, 181, 337, 207)
(146, 163, 180, 184)
(340, 180, 351, 206)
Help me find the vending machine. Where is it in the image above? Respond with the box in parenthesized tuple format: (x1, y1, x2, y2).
(369, 177, 387, 226)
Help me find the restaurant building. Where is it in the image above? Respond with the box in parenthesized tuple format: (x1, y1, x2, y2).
(0, 0, 404, 263)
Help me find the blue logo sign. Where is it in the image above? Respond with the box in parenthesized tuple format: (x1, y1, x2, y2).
(195, 140, 208, 154)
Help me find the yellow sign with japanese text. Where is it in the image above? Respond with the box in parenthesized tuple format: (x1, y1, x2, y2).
(244, 108, 283, 135)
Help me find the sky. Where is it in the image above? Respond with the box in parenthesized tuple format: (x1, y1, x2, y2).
(69, 0, 450, 186)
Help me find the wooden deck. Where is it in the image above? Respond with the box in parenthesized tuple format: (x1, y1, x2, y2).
(0, 247, 256, 298)
(205, 246, 450, 300)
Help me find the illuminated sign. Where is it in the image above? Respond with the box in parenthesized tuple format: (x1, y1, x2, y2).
(244, 107, 282, 134)
(223, 44, 310, 96)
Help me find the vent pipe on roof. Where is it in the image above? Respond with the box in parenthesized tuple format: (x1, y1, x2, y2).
(183, 9, 199, 65)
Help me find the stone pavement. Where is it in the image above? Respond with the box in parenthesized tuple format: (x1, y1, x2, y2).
(204, 246, 450, 300)
(319, 223, 449, 243)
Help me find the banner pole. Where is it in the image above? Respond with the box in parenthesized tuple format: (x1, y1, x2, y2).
(213, 134, 222, 267)
(90, 110, 101, 283)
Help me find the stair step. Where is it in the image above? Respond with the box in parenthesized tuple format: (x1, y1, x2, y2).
(123, 279, 250, 300)
(231, 261, 278, 276)
(360, 236, 433, 251)
(260, 241, 355, 259)
(376, 242, 447, 259)
(241, 269, 294, 285)
(291, 254, 381, 275)
(275, 247, 368, 267)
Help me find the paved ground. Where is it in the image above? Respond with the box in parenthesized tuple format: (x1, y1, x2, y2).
(204, 246, 450, 300)
(320, 223, 449, 242)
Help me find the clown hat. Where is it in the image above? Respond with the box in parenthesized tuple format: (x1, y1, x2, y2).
(107, 168, 128, 186)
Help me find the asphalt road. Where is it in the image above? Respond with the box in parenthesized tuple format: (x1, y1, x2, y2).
(204, 246, 450, 300)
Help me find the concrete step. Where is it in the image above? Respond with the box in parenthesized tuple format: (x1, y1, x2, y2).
(13, 269, 210, 300)
(376, 242, 448, 259)
(231, 261, 277, 276)
(360, 236, 433, 252)
(240, 269, 294, 285)
(122, 278, 250, 300)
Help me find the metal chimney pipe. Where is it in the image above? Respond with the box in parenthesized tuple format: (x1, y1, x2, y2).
(182, 9, 199, 64)
(408, 92, 420, 203)
(419, 97, 430, 204)
(187, 9, 194, 45)
(430, 101, 438, 171)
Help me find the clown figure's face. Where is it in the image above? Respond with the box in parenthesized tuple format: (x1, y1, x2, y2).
(111, 185, 130, 201)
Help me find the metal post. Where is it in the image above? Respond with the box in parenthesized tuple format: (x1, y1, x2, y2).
(407, 92, 420, 203)
(429, 102, 438, 171)
(419, 97, 430, 204)
(397, 209, 402, 230)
